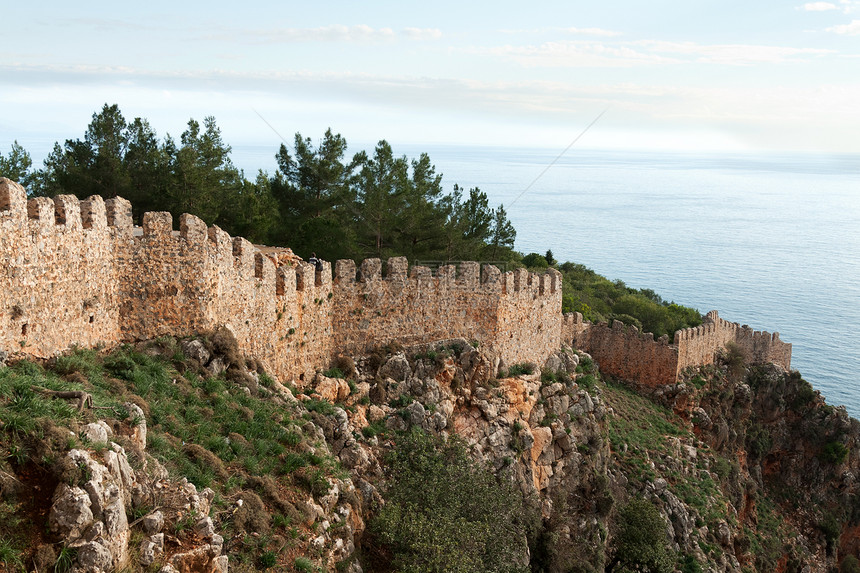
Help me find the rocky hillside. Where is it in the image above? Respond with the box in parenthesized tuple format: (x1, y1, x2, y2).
(1, 332, 858, 572)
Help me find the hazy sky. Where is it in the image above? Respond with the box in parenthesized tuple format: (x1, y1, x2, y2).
(3, 0, 860, 161)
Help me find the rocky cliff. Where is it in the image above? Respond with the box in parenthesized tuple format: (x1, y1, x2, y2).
(1, 329, 857, 572)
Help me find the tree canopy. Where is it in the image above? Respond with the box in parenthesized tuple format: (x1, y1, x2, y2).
(0, 103, 701, 338)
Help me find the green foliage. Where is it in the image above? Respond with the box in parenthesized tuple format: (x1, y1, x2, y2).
(323, 367, 345, 379)
(22, 105, 517, 263)
(0, 535, 24, 572)
(820, 441, 849, 464)
(790, 375, 817, 410)
(294, 557, 315, 572)
(507, 363, 535, 376)
(576, 354, 595, 374)
(608, 498, 674, 573)
(0, 140, 35, 190)
(679, 554, 704, 573)
(304, 398, 336, 416)
(559, 262, 701, 338)
(841, 555, 860, 573)
(605, 381, 687, 486)
(54, 546, 77, 573)
(258, 551, 278, 569)
(522, 252, 549, 269)
(361, 419, 387, 439)
(372, 430, 536, 572)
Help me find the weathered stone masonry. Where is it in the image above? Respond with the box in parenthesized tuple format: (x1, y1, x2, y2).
(563, 310, 791, 387)
(0, 178, 561, 382)
(0, 177, 791, 387)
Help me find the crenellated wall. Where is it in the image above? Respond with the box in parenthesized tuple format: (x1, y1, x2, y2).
(674, 310, 791, 373)
(0, 184, 125, 356)
(562, 309, 792, 387)
(329, 259, 563, 366)
(563, 313, 679, 386)
(0, 177, 791, 387)
(0, 178, 563, 383)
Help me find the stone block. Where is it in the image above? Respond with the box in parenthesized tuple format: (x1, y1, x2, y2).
(359, 258, 381, 282)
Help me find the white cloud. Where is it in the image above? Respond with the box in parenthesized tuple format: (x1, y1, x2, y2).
(477, 41, 675, 68)
(478, 38, 833, 69)
(641, 41, 834, 64)
(801, 2, 838, 10)
(827, 19, 860, 33)
(561, 27, 623, 37)
(402, 27, 443, 41)
(203, 24, 397, 44)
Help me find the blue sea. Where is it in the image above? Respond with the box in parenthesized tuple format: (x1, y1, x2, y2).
(233, 144, 860, 418)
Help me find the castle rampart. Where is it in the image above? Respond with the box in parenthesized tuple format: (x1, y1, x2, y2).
(0, 177, 792, 387)
(563, 313, 679, 386)
(563, 309, 791, 387)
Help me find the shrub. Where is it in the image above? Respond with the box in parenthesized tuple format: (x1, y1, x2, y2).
(258, 551, 277, 569)
(607, 498, 674, 573)
(508, 363, 535, 376)
(372, 430, 537, 572)
(576, 355, 595, 374)
(841, 555, 860, 573)
(820, 441, 849, 465)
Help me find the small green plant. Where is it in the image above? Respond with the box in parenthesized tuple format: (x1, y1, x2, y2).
(295, 557, 315, 572)
(0, 537, 24, 572)
(258, 551, 278, 569)
(820, 441, 849, 464)
(576, 354, 595, 373)
(54, 545, 77, 573)
(304, 399, 335, 416)
(323, 367, 345, 379)
(578, 374, 596, 390)
(273, 513, 292, 529)
(388, 394, 413, 408)
(507, 362, 535, 376)
(361, 419, 386, 439)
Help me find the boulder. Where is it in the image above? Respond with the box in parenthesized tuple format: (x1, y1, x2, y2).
(142, 510, 165, 535)
(181, 339, 211, 365)
(378, 353, 412, 382)
(81, 421, 112, 444)
(125, 402, 147, 451)
(49, 484, 94, 539)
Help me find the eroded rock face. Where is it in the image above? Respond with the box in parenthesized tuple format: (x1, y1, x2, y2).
(321, 342, 611, 569)
(48, 449, 131, 571)
(47, 418, 229, 573)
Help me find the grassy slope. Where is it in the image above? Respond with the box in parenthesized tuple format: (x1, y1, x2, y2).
(0, 339, 344, 573)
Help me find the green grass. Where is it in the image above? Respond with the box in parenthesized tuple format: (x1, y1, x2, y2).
(0, 337, 344, 571)
(604, 380, 688, 485)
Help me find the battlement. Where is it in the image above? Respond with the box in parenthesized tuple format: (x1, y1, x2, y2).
(0, 177, 792, 388)
(674, 310, 791, 372)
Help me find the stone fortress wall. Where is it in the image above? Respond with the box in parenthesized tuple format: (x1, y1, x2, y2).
(0, 178, 562, 383)
(563, 310, 791, 387)
(0, 177, 791, 387)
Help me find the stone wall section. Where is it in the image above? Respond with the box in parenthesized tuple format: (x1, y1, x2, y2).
(0, 179, 123, 356)
(563, 310, 792, 388)
(674, 310, 791, 373)
(0, 178, 792, 388)
(115, 208, 334, 383)
(494, 267, 563, 367)
(563, 312, 680, 386)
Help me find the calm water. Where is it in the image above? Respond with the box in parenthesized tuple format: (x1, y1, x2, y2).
(234, 144, 860, 417)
